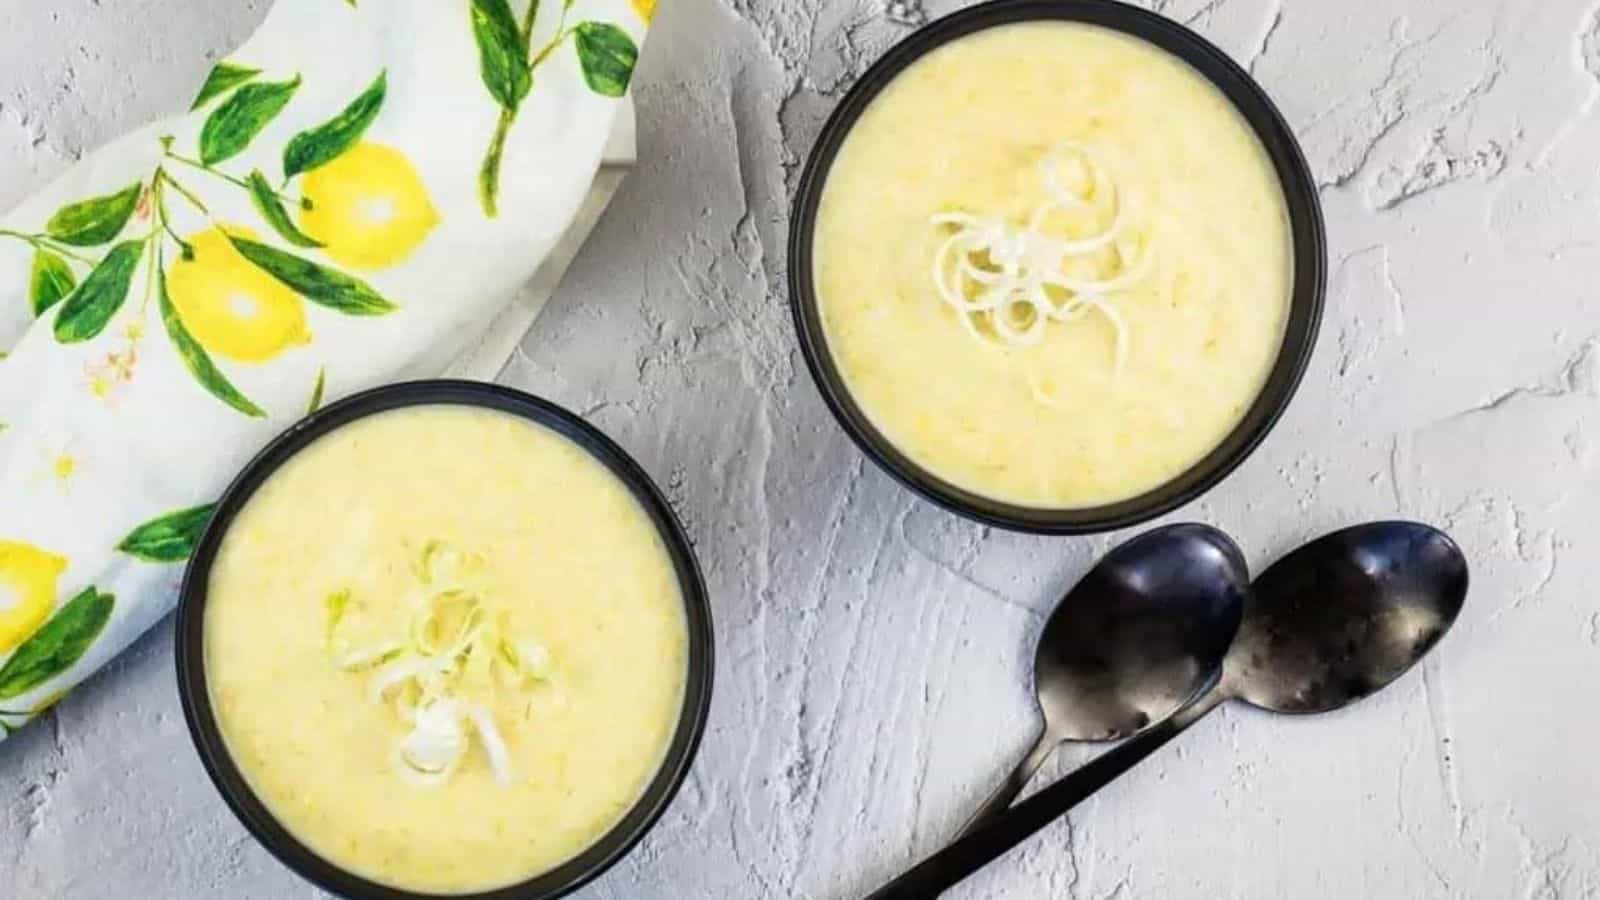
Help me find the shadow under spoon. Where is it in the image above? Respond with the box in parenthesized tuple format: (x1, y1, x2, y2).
(868, 521, 1469, 900)
(958, 523, 1248, 834)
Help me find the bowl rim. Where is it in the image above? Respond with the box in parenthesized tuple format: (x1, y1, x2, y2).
(786, 0, 1327, 535)
(175, 379, 715, 900)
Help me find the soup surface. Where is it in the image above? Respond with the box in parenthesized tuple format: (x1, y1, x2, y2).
(814, 22, 1293, 508)
(205, 405, 687, 893)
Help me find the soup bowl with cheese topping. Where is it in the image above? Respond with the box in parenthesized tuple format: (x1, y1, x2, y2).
(789, 0, 1325, 533)
(177, 381, 712, 899)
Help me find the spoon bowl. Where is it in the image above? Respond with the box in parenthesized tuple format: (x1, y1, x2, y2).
(1228, 521, 1468, 713)
(1037, 523, 1248, 740)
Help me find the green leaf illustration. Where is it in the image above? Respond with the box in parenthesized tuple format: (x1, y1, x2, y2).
(228, 236, 396, 315)
(54, 239, 144, 343)
(44, 182, 142, 247)
(307, 366, 327, 414)
(246, 170, 322, 248)
(158, 268, 266, 418)
(191, 60, 262, 110)
(117, 503, 217, 562)
(471, 0, 532, 111)
(29, 250, 76, 316)
(199, 75, 302, 166)
(283, 71, 387, 178)
(574, 23, 638, 98)
(0, 587, 115, 701)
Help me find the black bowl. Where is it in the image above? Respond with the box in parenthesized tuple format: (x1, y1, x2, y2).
(787, 0, 1326, 534)
(175, 380, 714, 900)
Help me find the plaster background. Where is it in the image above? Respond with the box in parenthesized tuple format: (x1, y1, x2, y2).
(2, 0, 1596, 897)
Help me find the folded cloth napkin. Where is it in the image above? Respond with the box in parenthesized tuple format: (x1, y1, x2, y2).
(0, 0, 650, 739)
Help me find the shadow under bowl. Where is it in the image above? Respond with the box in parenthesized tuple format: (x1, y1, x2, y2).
(787, 0, 1327, 535)
(175, 380, 714, 900)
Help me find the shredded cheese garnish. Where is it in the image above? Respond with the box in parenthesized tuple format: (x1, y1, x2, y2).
(929, 143, 1151, 377)
(324, 542, 554, 790)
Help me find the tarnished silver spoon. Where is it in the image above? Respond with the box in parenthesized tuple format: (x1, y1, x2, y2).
(871, 521, 1468, 898)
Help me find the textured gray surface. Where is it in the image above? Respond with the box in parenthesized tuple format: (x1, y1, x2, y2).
(4, 0, 1599, 897)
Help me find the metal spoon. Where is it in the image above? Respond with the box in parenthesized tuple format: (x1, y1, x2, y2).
(959, 523, 1248, 833)
(868, 521, 1468, 899)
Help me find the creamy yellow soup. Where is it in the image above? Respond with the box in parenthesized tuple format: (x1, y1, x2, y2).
(815, 22, 1293, 508)
(205, 405, 687, 893)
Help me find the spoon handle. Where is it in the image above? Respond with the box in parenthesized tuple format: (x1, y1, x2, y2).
(865, 691, 1224, 900)
(956, 728, 1057, 837)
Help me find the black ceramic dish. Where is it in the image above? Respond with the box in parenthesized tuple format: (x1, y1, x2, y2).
(175, 380, 714, 900)
(787, 0, 1326, 534)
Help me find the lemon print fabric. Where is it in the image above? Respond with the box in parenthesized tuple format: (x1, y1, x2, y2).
(167, 227, 311, 363)
(301, 142, 439, 270)
(0, 65, 440, 419)
(0, 541, 67, 653)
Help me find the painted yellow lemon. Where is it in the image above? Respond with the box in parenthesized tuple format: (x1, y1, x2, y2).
(632, 0, 656, 22)
(301, 142, 439, 270)
(167, 226, 311, 363)
(0, 541, 67, 653)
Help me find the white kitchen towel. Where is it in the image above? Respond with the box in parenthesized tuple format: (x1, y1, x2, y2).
(0, 0, 651, 738)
